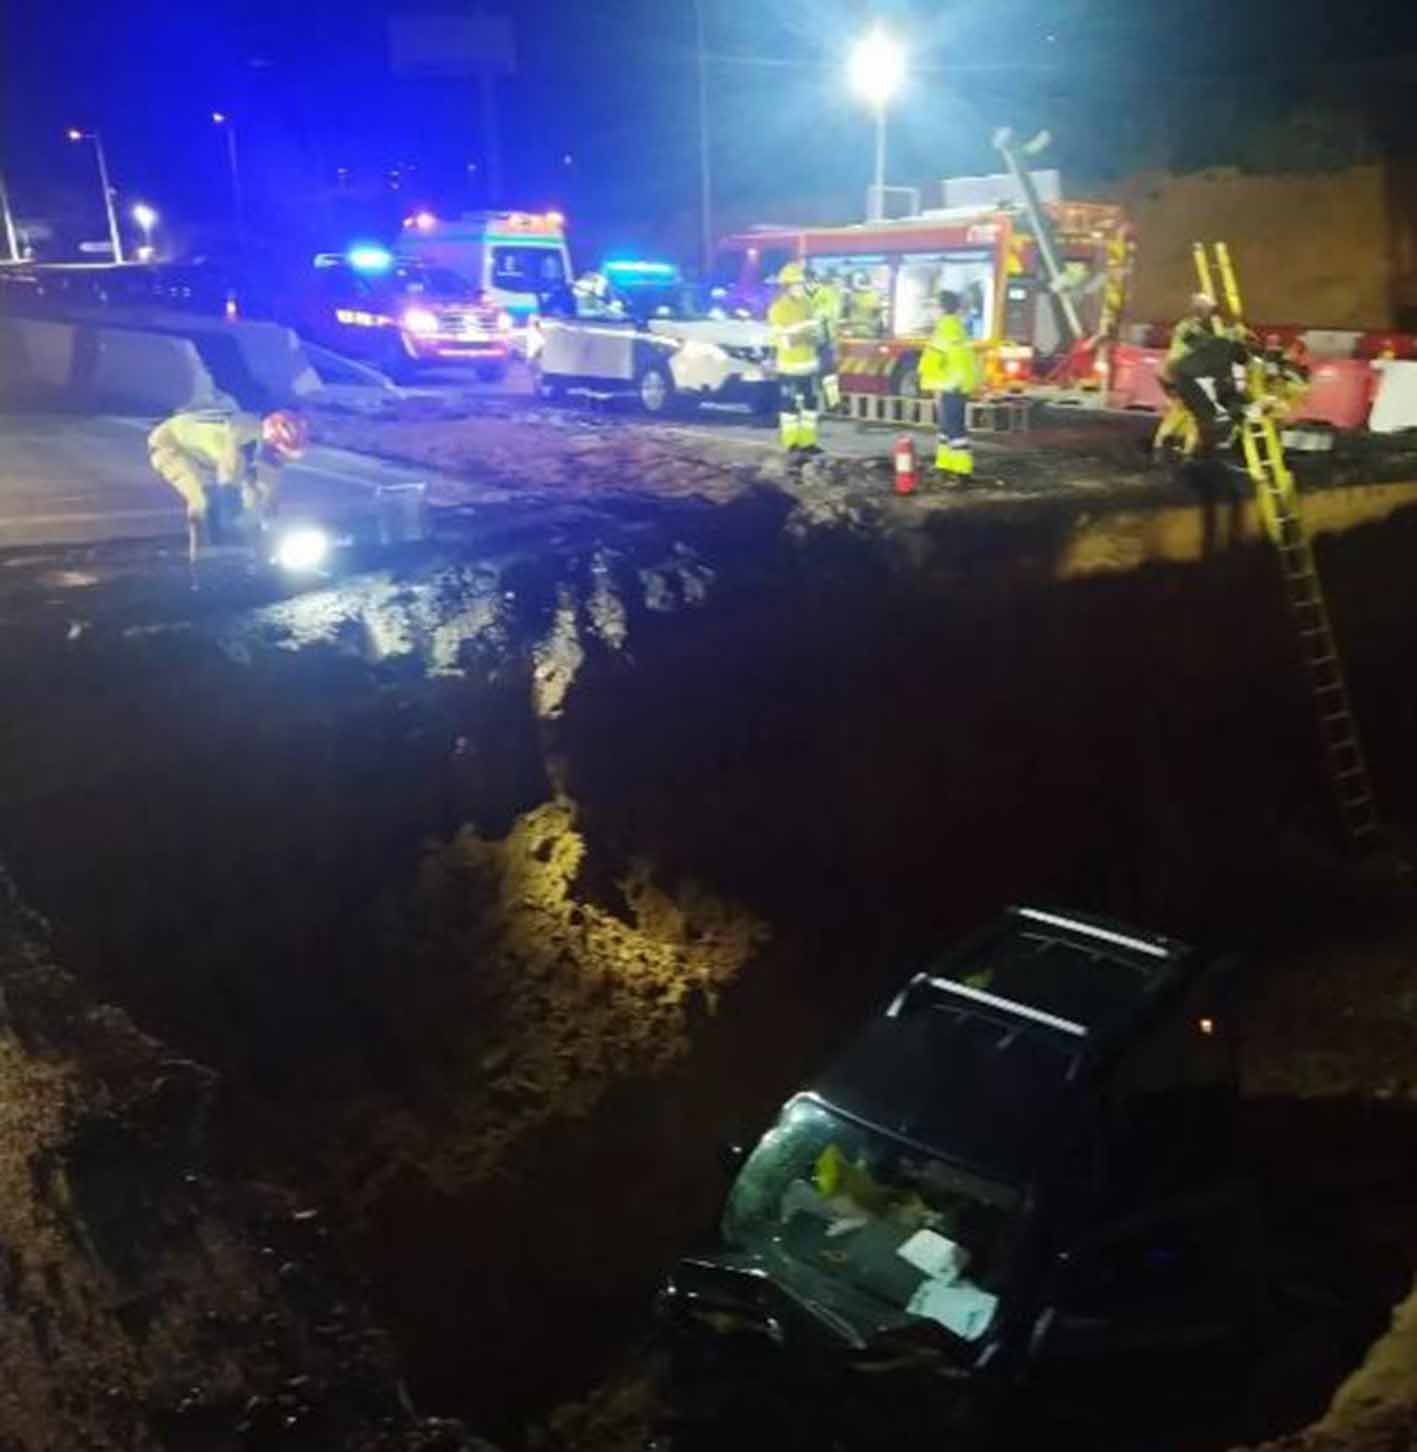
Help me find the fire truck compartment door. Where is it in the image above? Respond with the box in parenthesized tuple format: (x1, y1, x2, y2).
(893, 251, 996, 340)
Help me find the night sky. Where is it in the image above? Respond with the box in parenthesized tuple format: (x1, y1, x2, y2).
(3, 0, 1417, 264)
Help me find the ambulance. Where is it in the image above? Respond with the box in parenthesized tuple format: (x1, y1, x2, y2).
(395, 210, 573, 333)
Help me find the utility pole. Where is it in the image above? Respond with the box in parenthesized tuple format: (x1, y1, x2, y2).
(694, 0, 712, 273)
(0, 168, 19, 260)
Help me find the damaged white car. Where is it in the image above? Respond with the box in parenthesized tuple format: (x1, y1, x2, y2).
(531, 278, 777, 416)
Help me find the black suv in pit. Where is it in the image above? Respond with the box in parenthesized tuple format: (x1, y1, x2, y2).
(656, 906, 1253, 1448)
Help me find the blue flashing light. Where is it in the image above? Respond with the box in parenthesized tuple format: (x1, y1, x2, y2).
(348, 245, 394, 273)
(603, 259, 679, 280)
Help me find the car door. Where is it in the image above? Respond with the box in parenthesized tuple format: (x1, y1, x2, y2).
(1027, 1183, 1262, 1418)
(574, 295, 636, 384)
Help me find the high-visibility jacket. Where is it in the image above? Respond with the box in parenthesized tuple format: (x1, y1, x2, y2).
(147, 409, 278, 517)
(844, 287, 885, 336)
(919, 313, 978, 394)
(1166, 315, 1246, 380)
(810, 282, 844, 342)
(769, 292, 822, 377)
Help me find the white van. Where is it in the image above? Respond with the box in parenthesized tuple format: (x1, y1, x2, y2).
(394, 211, 572, 330)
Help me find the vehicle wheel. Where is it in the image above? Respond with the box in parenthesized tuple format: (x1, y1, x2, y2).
(476, 361, 508, 384)
(533, 363, 566, 403)
(892, 361, 921, 398)
(637, 362, 675, 415)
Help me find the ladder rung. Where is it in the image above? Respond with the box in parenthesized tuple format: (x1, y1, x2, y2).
(1320, 712, 1352, 724)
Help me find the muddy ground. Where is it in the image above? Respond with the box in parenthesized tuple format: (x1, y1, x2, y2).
(1, 415, 1417, 1450)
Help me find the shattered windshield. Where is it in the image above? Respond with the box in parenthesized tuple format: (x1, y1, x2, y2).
(724, 1096, 1021, 1343)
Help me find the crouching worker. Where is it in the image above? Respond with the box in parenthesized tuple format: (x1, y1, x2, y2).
(148, 407, 309, 556)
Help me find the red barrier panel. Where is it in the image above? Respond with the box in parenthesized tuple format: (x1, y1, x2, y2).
(1289, 358, 1375, 430)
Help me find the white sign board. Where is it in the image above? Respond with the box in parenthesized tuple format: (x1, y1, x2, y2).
(943, 170, 1062, 211)
(1369, 360, 1417, 435)
(389, 12, 515, 77)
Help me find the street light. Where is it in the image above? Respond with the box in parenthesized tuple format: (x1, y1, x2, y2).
(131, 202, 158, 260)
(211, 112, 245, 248)
(848, 26, 907, 222)
(65, 128, 124, 263)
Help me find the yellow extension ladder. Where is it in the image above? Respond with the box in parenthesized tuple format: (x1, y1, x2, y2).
(1198, 242, 1381, 846)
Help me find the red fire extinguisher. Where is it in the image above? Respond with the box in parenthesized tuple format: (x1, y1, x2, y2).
(893, 435, 918, 496)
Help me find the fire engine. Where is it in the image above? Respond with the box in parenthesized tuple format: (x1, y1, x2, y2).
(713, 135, 1133, 402)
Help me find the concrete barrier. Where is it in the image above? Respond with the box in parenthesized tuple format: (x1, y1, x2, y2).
(0, 317, 77, 393)
(2, 303, 319, 409)
(0, 315, 221, 412)
(90, 328, 221, 412)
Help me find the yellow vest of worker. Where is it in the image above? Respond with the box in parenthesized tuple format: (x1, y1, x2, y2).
(811, 283, 844, 338)
(769, 292, 821, 376)
(147, 410, 263, 485)
(919, 314, 977, 393)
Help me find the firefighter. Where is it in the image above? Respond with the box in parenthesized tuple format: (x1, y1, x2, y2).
(919, 289, 979, 483)
(148, 406, 308, 552)
(769, 261, 825, 455)
(843, 270, 885, 338)
(807, 267, 844, 410)
(1162, 291, 1247, 453)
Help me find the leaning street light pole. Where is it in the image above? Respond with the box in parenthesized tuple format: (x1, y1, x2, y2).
(211, 113, 246, 248)
(66, 128, 125, 263)
(847, 26, 906, 222)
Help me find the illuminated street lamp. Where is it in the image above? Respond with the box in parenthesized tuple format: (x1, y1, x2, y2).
(848, 26, 907, 221)
(131, 202, 158, 260)
(65, 127, 124, 263)
(211, 112, 246, 247)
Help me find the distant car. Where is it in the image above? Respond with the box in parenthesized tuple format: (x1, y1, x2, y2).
(530, 277, 776, 416)
(656, 906, 1254, 1449)
(288, 251, 513, 382)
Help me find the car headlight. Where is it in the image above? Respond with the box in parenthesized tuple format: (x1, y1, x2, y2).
(497, 310, 514, 332)
(272, 526, 330, 572)
(402, 307, 440, 336)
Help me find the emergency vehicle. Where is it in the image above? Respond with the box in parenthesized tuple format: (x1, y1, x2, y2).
(395, 210, 572, 326)
(290, 249, 512, 382)
(713, 176, 1131, 401)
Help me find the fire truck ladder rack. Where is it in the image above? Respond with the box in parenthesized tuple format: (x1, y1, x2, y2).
(842, 392, 1035, 433)
(1200, 240, 1381, 847)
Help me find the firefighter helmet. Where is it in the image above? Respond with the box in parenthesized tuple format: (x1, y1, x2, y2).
(261, 410, 309, 460)
(777, 260, 807, 288)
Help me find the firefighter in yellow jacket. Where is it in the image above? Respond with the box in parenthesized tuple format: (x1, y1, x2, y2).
(920, 289, 979, 482)
(768, 261, 825, 454)
(147, 406, 309, 550)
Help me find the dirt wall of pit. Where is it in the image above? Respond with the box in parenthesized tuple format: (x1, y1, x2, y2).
(1114, 164, 1409, 329)
(2, 481, 1417, 1442)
